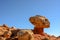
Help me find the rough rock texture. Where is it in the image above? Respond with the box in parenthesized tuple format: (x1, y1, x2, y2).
(29, 15, 50, 35)
(0, 24, 60, 40)
(0, 15, 60, 40)
(0, 24, 34, 40)
(29, 15, 50, 28)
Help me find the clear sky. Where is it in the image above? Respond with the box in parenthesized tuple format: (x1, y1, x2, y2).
(0, 0, 60, 36)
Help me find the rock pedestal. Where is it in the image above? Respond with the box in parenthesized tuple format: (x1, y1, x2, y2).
(29, 15, 50, 35)
(33, 27, 44, 35)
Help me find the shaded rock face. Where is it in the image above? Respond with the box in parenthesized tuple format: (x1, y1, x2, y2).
(17, 29, 34, 40)
(10, 29, 20, 38)
(18, 31, 30, 40)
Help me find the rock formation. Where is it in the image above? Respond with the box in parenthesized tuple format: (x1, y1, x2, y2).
(29, 15, 50, 35)
(17, 30, 33, 40)
(0, 15, 60, 40)
(0, 24, 34, 40)
(0, 24, 59, 40)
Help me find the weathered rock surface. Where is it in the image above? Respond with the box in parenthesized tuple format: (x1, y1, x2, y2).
(0, 15, 59, 40)
(29, 15, 50, 35)
(0, 24, 60, 40)
(0, 24, 34, 40)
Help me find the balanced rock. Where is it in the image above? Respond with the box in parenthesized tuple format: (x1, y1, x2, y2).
(29, 15, 50, 35)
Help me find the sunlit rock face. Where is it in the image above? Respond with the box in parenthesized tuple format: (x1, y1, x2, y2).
(29, 15, 50, 35)
(0, 24, 9, 35)
(0, 15, 60, 40)
(0, 24, 60, 40)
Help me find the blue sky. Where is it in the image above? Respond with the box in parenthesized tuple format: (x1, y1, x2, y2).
(0, 0, 60, 36)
